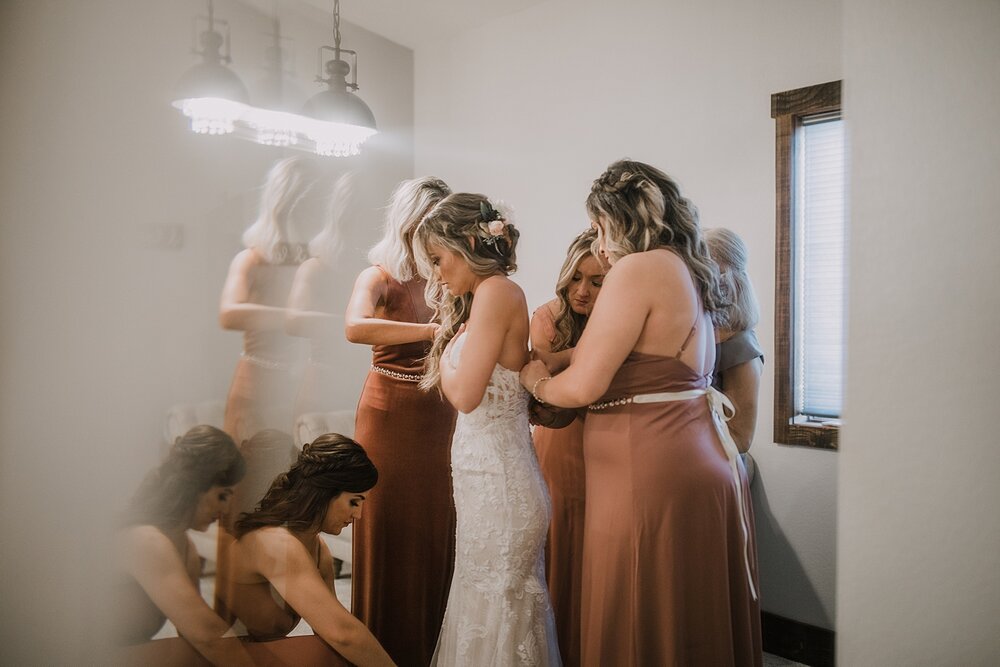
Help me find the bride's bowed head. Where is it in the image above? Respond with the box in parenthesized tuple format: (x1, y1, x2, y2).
(413, 194, 520, 394)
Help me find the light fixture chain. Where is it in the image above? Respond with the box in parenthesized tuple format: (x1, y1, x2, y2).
(333, 0, 342, 51)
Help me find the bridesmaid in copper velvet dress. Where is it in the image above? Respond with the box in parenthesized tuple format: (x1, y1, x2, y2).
(521, 160, 762, 667)
(529, 229, 604, 667)
(345, 177, 456, 667)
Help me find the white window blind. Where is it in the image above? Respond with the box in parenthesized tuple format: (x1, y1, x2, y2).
(793, 114, 845, 418)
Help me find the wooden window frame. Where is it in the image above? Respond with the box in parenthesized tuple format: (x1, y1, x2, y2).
(771, 80, 842, 450)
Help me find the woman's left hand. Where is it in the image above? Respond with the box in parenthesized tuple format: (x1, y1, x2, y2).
(519, 359, 550, 393)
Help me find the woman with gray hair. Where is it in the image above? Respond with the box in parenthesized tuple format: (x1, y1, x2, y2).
(344, 177, 457, 667)
(706, 227, 764, 459)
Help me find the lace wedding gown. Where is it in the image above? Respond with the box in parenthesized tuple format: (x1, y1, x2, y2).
(431, 333, 562, 666)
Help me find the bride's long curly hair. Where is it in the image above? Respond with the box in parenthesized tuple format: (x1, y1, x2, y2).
(413, 193, 519, 391)
(586, 159, 724, 313)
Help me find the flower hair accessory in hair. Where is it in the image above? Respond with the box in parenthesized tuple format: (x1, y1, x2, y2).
(478, 199, 514, 247)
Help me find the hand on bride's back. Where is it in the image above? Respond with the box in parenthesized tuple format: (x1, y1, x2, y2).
(519, 359, 549, 392)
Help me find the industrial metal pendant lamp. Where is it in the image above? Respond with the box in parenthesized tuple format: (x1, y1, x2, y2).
(300, 0, 378, 156)
(171, 0, 250, 135)
(172, 0, 376, 157)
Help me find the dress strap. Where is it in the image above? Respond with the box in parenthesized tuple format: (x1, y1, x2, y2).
(674, 316, 700, 359)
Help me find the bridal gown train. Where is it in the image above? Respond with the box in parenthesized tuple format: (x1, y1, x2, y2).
(431, 333, 562, 667)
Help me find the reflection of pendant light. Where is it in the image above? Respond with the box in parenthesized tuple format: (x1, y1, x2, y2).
(171, 0, 250, 135)
(300, 0, 377, 157)
(246, 13, 304, 148)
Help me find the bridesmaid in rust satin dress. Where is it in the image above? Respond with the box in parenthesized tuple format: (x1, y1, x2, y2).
(345, 177, 456, 667)
(521, 160, 762, 667)
(530, 229, 604, 667)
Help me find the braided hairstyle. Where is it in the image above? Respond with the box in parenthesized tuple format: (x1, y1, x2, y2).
(233, 433, 378, 537)
(586, 159, 725, 313)
(412, 193, 520, 391)
(123, 425, 246, 529)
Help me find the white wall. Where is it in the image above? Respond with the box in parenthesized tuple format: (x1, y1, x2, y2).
(0, 0, 412, 662)
(838, 1, 1000, 663)
(415, 0, 841, 628)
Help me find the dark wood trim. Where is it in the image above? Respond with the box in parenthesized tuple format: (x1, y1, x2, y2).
(771, 80, 841, 118)
(771, 80, 842, 449)
(761, 611, 835, 667)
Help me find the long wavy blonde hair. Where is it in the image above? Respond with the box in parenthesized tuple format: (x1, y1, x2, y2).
(367, 177, 451, 282)
(586, 159, 724, 313)
(308, 171, 354, 265)
(705, 227, 759, 331)
(243, 156, 317, 263)
(550, 229, 603, 352)
(412, 193, 519, 391)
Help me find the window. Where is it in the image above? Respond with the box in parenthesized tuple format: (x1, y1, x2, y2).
(771, 80, 844, 449)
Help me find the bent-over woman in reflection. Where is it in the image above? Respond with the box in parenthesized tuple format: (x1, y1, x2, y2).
(116, 425, 254, 666)
(220, 433, 396, 667)
(530, 228, 605, 667)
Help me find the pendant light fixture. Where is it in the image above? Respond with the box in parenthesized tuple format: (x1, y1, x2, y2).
(299, 0, 378, 157)
(171, 0, 377, 157)
(171, 0, 250, 135)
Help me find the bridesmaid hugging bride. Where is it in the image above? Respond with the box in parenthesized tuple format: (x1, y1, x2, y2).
(413, 193, 562, 666)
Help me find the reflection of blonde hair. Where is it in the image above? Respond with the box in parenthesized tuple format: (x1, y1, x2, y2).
(551, 229, 604, 352)
(368, 177, 451, 282)
(587, 159, 724, 313)
(706, 227, 759, 331)
(243, 157, 317, 262)
(413, 193, 519, 391)
(309, 171, 354, 265)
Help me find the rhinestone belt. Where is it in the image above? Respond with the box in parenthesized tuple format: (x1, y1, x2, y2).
(370, 364, 422, 383)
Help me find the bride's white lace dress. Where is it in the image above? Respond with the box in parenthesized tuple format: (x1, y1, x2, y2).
(431, 333, 562, 666)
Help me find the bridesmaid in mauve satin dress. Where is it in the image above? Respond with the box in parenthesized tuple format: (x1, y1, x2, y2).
(530, 229, 605, 667)
(521, 160, 762, 667)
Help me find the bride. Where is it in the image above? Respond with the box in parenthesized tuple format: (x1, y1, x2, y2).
(415, 193, 561, 666)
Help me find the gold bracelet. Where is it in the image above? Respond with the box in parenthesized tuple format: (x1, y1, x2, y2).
(531, 376, 552, 404)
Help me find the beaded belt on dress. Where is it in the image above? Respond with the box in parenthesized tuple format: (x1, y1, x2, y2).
(370, 364, 422, 382)
(241, 351, 292, 371)
(588, 386, 759, 601)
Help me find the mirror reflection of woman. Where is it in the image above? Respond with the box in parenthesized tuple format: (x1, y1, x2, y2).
(221, 434, 395, 667)
(414, 193, 561, 666)
(344, 177, 457, 666)
(529, 228, 605, 667)
(520, 160, 762, 666)
(220, 156, 317, 444)
(217, 157, 318, 616)
(288, 172, 354, 421)
(116, 426, 253, 666)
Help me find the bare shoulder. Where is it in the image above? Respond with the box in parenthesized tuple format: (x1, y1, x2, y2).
(298, 257, 325, 279)
(610, 249, 689, 287)
(540, 298, 560, 320)
(353, 264, 388, 292)
(231, 247, 263, 271)
(476, 275, 526, 310)
(530, 298, 559, 331)
(120, 524, 172, 554)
